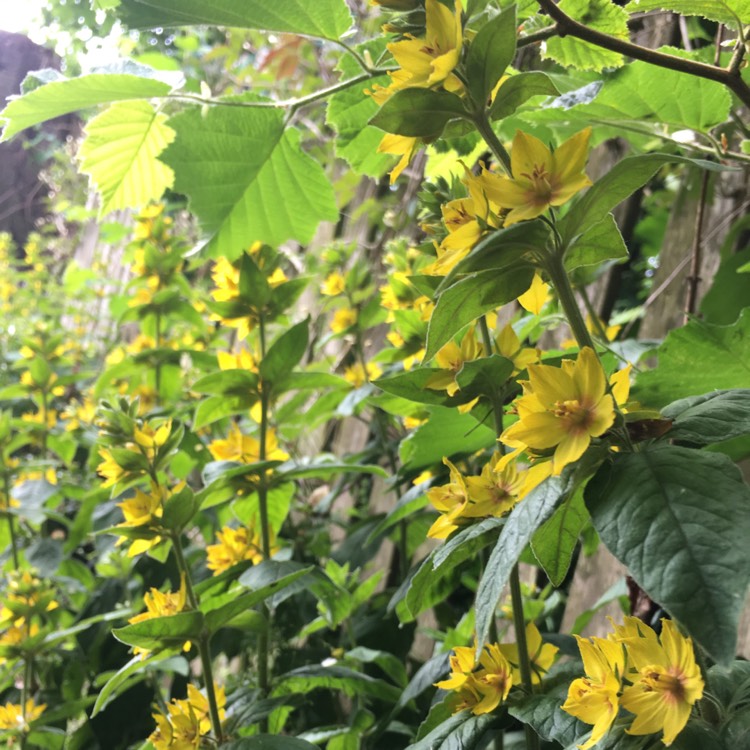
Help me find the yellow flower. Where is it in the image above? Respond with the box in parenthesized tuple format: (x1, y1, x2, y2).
(484, 129, 592, 226)
(149, 684, 225, 750)
(562, 635, 625, 750)
(496, 324, 539, 374)
(501, 347, 615, 475)
(97, 448, 128, 488)
(207, 423, 288, 464)
(206, 525, 276, 574)
(498, 622, 558, 685)
(217, 347, 259, 372)
(426, 457, 470, 539)
(618, 619, 703, 746)
(343, 361, 382, 388)
(321, 272, 346, 296)
(0, 699, 45, 732)
(435, 646, 476, 691)
(464, 451, 523, 519)
(330, 307, 358, 334)
(129, 577, 190, 656)
(210, 257, 240, 303)
(472, 643, 514, 715)
(386, 0, 463, 93)
(517, 273, 551, 316)
(426, 328, 483, 397)
(377, 134, 420, 185)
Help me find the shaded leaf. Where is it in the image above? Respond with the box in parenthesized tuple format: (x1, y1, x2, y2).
(370, 88, 469, 138)
(662, 389, 750, 445)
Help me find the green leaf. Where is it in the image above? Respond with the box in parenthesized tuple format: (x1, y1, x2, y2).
(399, 406, 497, 472)
(239, 253, 272, 306)
(662, 390, 750, 446)
(161, 485, 199, 532)
(585, 444, 750, 664)
(79, 101, 175, 216)
(162, 109, 337, 259)
(193, 393, 259, 430)
(559, 153, 716, 249)
(700, 247, 750, 324)
(117, 0, 353, 40)
(375, 369, 477, 407)
(276, 456, 388, 481)
(531, 488, 588, 587)
(369, 88, 469, 138)
(204, 563, 313, 631)
(0, 62, 178, 141)
(112, 611, 203, 651)
(475, 474, 573, 652)
(455, 355, 515, 402)
(326, 41, 392, 177)
(394, 518, 503, 622)
(408, 711, 499, 750)
(633, 309, 750, 408)
(260, 319, 309, 387)
(490, 71, 560, 120)
(466, 6, 517, 105)
(272, 666, 401, 703)
(425, 266, 535, 360)
(223, 738, 319, 750)
(564, 214, 628, 271)
(625, 0, 750, 27)
(192, 369, 259, 396)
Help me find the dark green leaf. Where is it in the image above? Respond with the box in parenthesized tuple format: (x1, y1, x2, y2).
(490, 71, 560, 120)
(239, 253, 272, 306)
(369, 88, 469, 138)
(408, 711, 499, 750)
(161, 485, 199, 531)
(466, 6, 517, 104)
(375, 369, 475, 407)
(531, 488, 588, 587)
(662, 389, 750, 445)
(586, 444, 750, 664)
(112, 611, 203, 651)
(700, 247, 750, 325)
(223, 737, 319, 750)
(260, 318, 309, 386)
(455, 355, 515, 402)
(272, 666, 401, 703)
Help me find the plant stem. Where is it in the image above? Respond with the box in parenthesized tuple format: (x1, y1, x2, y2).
(154, 311, 162, 405)
(474, 114, 512, 174)
(478, 315, 539, 750)
(536, 0, 750, 108)
(170, 534, 224, 744)
(545, 252, 596, 351)
(3, 473, 18, 569)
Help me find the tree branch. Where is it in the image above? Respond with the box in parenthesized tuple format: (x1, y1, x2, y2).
(536, 0, 750, 108)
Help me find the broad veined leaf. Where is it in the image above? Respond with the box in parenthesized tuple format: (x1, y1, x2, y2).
(0, 62, 179, 141)
(625, 0, 750, 27)
(369, 88, 469, 138)
(475, 474, 574, 653)
(586, 444, 750, 664)
(408, 711, 499, 750)
(662, 389, 750, 445)
(162, 106, 337, 258)
(544, 0, 630, 71)
(79, 100, 175, 216)
(117, 0, 353, 40)
(633, 308, 750, 408)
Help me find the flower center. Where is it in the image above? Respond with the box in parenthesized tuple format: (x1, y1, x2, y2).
(641, 666, 686, 703)
(552, 399, 593, 431)
(521, 163, 554, 202)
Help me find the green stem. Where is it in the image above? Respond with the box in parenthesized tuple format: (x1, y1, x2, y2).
(40, 388, 49, 458)
(478, 316, 539, 750)
(3, 473, 19, 569)
(474, 114, 512, 175)
(170, 534, 224, 745)
(20, 654, 33, 750)
(545, 252, 596, 351)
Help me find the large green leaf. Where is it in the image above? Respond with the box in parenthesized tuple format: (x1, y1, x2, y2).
(272, 666, 401, 703)
(586, 444, 750, 664)
(326, 41, 392, 177)
(112, 611, 204, 651)
(544, 0, 629, 71)
(489, 71, 560, 120)
(465, 6, 517, 105)
(425, 265, 535, 360)
(118, 0, 353, 40)
(0, 62, 177, 141)
(162, 107, 337, 259)
(662, 390, 750, 445)
(634, 309, 750, 408)
(370, 88, 469, 138)
(79, 101, 175, 216)
(564, 214, 628, 271)
(475, 475, 572, 652)
(408, 711, 499, 750)
(625, 0, 750, 27)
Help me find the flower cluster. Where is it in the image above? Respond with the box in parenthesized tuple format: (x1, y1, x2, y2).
(149, 684, 225, 750)
(562, 618, 704, 748)
(128, 577, 190, 657)
(436, 624, 558, 715)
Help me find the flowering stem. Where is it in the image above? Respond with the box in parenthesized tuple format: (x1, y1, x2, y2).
(545, 252, 596, 352)
(473, 113, 512, 175)
(478, 315, 539, 750)
(170, 534, 224, 745)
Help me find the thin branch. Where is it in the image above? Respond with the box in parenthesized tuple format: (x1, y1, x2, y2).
(536, 0, 750, 108)
(683, 170, 711, 322)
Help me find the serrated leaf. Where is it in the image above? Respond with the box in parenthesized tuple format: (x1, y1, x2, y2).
(475, 474, 573, 653)
(466, 6, 517, 104)
(79, 101, 175, 216)
(118, 0, 353, 40)
(634, 309, 750, 408)
(162, 108, 337, 259)
(0, 62, 178, 141)
(369, 88, 469, 138)
(586, 444, 750, 664)
(662, 390, 750, 445)
(544, 0, 630, 71)
(625, 0, 750, 27)
(531, 489, 588, 587)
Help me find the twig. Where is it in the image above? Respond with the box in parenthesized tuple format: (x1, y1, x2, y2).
(683, 170, 711, 322)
